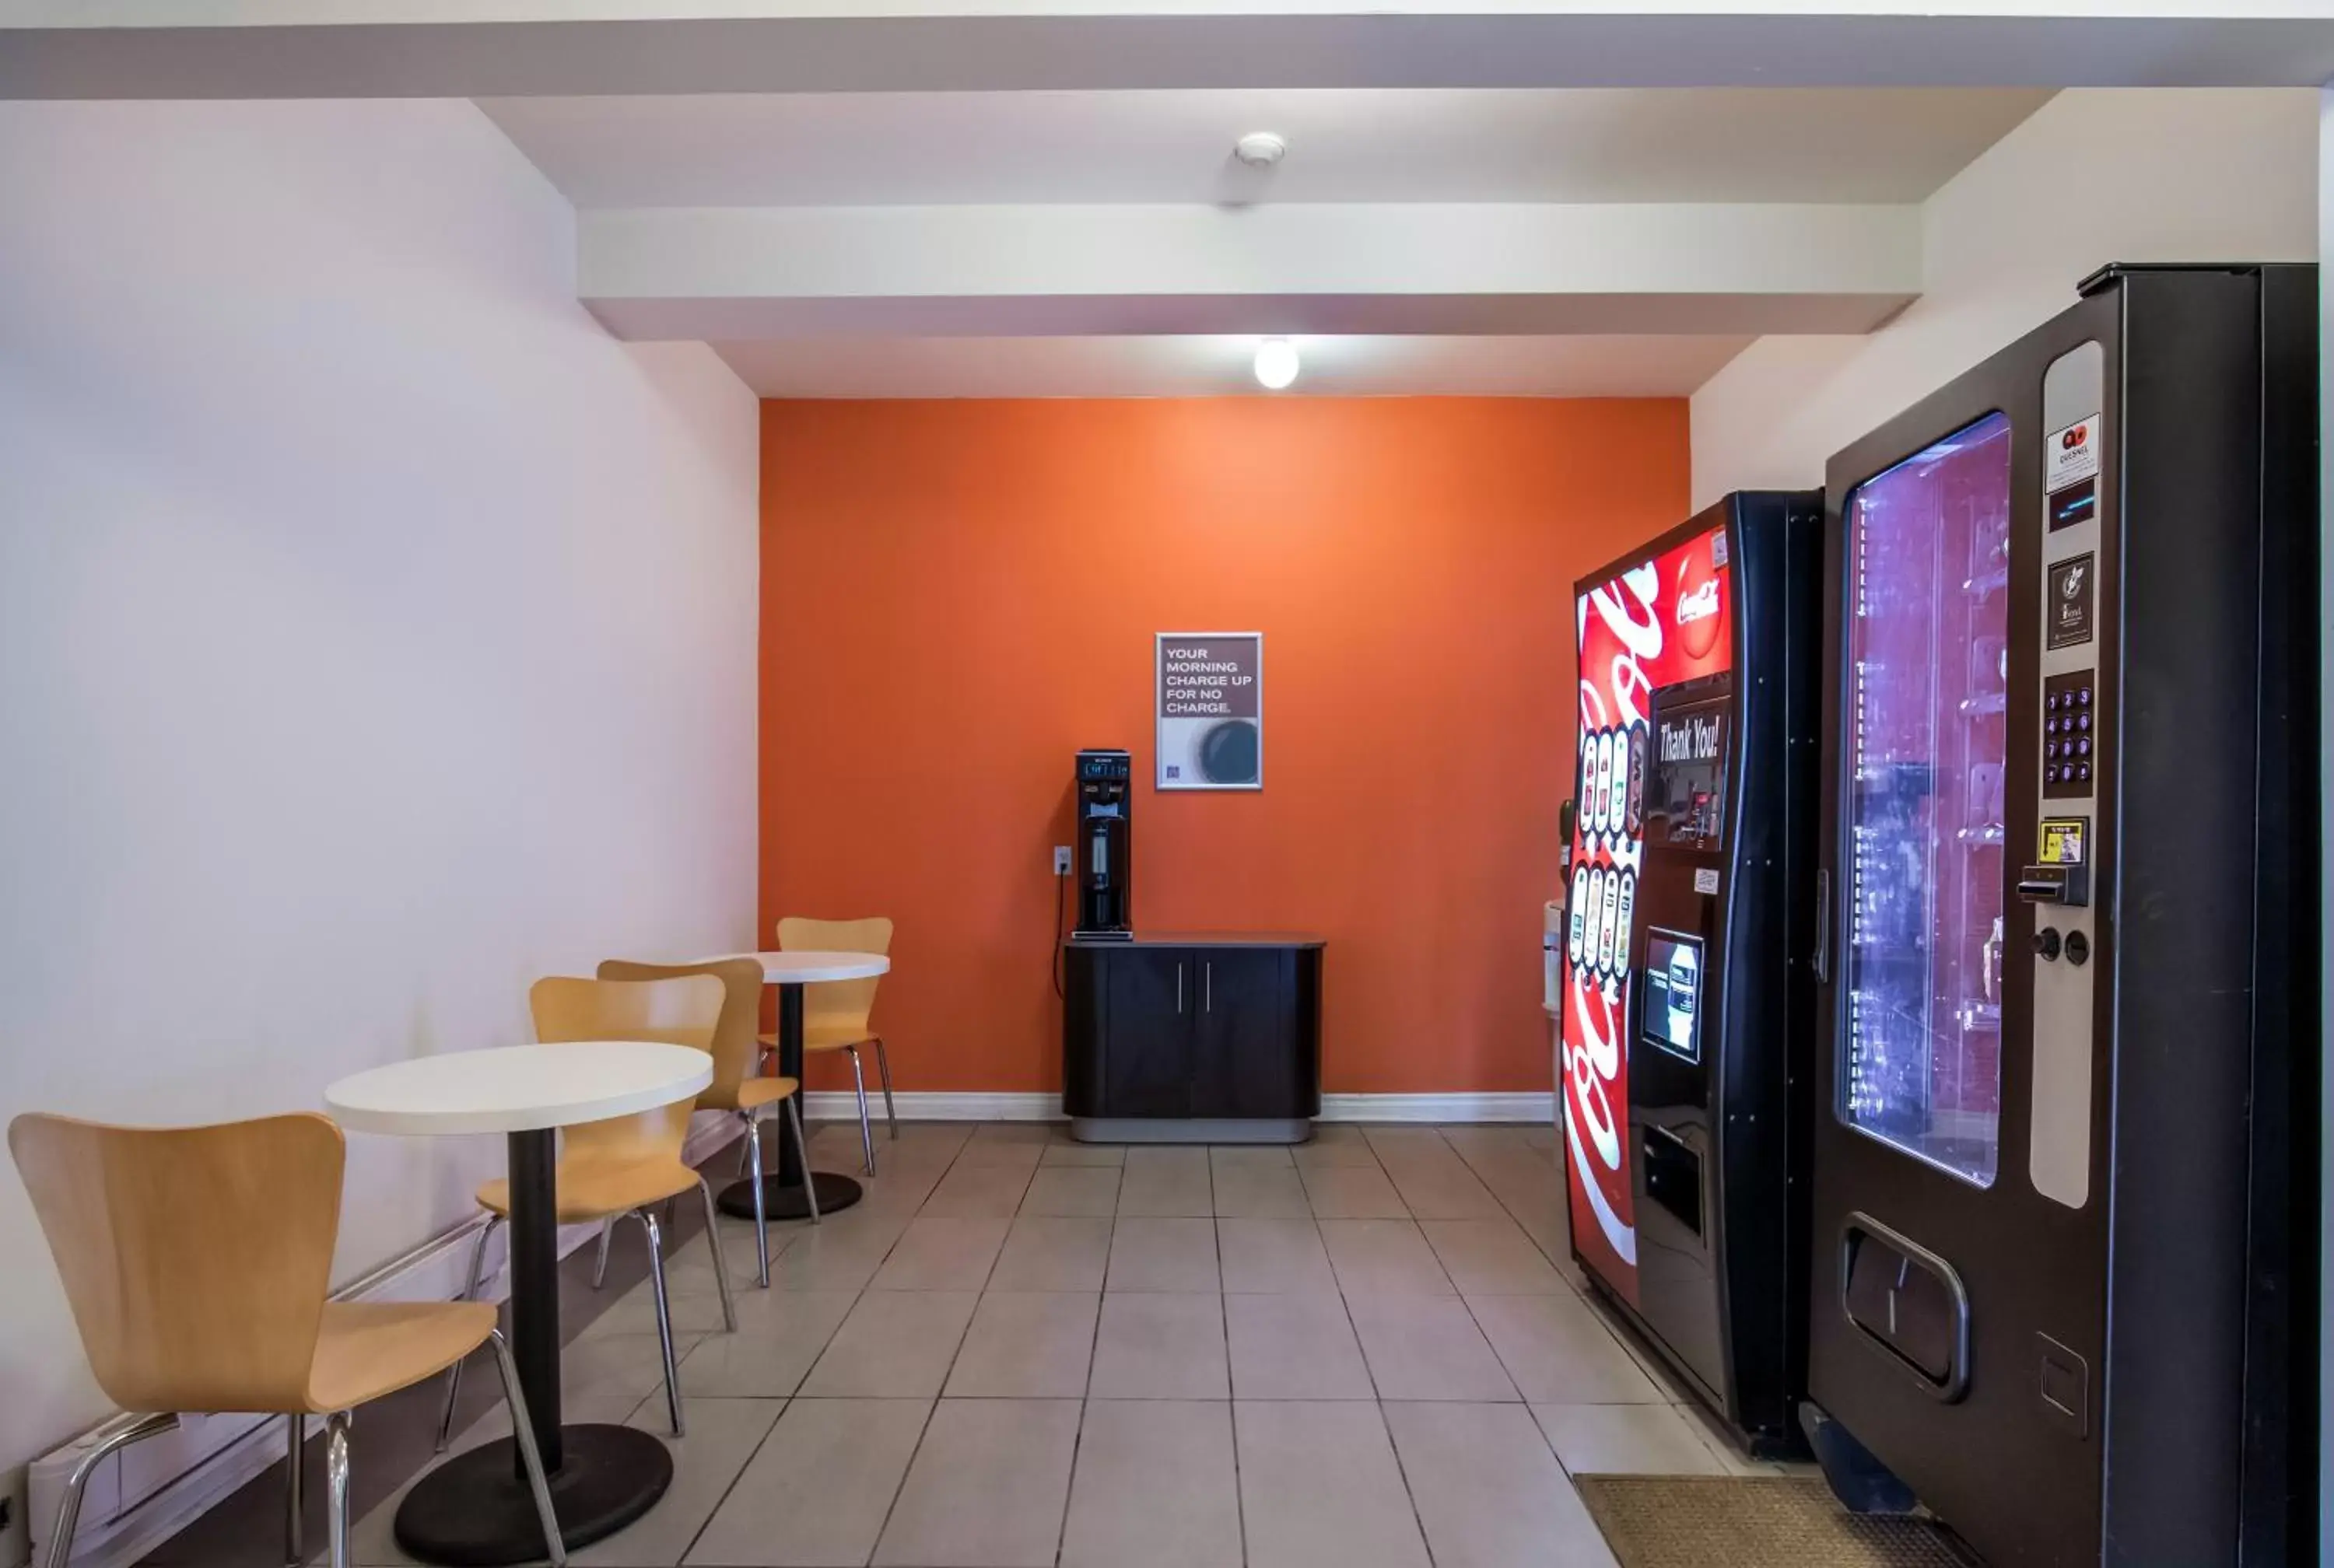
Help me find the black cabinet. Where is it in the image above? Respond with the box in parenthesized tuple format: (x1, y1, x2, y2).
(1102, 947, 1191, 1117)
(1064, 934, 1323, 1140)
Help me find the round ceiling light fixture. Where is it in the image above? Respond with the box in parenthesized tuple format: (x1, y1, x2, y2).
(1253, 338, 1300, 390)
(1234, 131, 1288, 169)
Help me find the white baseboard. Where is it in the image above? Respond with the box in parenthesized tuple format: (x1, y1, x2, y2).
(801, 1090, 1060, 1122)
(1319, 1092, 1556, 1123)
(30, 1115, 741, 1568)
(800, 1090, 1553, 1125)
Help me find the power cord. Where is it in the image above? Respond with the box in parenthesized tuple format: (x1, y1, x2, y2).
(1052, 864, 1068, 999)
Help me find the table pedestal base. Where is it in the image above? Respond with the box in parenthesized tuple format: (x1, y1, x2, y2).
(717, 1171, 864, 1220)
(394, 1425, 672, 1566)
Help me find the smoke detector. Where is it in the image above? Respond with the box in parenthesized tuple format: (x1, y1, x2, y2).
(1234, 131, 1288, 169)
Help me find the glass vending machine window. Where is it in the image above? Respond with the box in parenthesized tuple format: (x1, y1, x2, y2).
(1839, 412, 2012, 1186)
(1648, 677, 1731, 852)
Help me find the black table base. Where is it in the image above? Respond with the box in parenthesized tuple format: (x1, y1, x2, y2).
(717, 1169, 864, 1220)
(396, 1129, 675, 1566)
(715, 978, 865, 1221)
(394, 1426, 672, 1565)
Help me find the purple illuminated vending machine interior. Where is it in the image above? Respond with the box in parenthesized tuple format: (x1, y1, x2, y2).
(1839, 411, 2012, 1187)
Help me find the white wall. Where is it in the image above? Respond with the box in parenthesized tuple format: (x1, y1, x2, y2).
(1692, 89, 2319, 506)
(0, 100, 760, 1472)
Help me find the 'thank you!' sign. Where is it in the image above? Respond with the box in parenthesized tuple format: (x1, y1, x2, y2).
(1156, 632, 1263, 790)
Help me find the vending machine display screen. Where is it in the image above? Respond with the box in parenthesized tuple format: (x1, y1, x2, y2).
(1641, 930, 1704, 1065)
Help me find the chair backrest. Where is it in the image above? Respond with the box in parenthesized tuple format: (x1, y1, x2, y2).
(776, 915, 894, 1034)
(9, 1111, 344, 1414)
(594, 957, 765, 1109)
(530, 975, 724, 1164)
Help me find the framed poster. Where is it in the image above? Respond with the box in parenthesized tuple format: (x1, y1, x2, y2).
(1156, 632, 1263, 789)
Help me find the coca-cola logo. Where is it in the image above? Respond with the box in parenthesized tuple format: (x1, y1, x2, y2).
(1675, 579, 1719, 625)
(1565, 562, 1663, 1291)
(1564, 967, 1637, 1269)
(1673, 546, 1724, 660)
(1585, 567, 1662, 731)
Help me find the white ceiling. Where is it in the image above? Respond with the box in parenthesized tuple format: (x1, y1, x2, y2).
(476, 86, 2048, 397)
(713, 333, 1756, 399)
(479, 88, 2051, 208)
(0, 12, 2301, 401)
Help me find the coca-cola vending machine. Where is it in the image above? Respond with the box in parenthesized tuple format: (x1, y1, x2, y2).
(1559, 490, 1823, 1454)
(1806, 264, 2318, 1566)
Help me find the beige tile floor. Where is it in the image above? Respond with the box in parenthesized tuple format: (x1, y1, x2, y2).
(347, 1121, 1796, 1568)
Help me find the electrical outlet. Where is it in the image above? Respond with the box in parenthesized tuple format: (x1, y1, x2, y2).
(1053, 845, 1073, 875)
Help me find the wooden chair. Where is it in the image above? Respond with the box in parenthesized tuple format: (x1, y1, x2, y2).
(597, 957, 815, 1289)
(765, 915, 897, 1176)
(9, 1112, 564, 1568)
(436, 975, 737, 1451)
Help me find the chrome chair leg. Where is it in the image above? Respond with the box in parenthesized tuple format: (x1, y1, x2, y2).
(873, 1036, 899, 1140)
(323, 1412, 353, 1568)
(434, 1213, 501, 1452)
(283, 1414, 304, 1566)
(697, 1176, 738, 1332)
(639, 1208, 685, 1437)
(848, 1045, 877, 1177)
(744, 1114, 771, 1286)
(784, 1097, 820, 1223)
(486, 1329, 568, 1567)
(591, 1216, 615, 1290)
(46, 1413, 177, 1568)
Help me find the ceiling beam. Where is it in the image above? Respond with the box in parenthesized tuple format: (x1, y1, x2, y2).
(578, 201, 1921, 340)
(5, 5, 2332, 96)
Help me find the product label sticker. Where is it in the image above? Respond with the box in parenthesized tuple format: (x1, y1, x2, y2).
(2038, 817, 2088, 866)
(2047, 552, 2095, 650)
(1692, 867, 1720, 895)
(2046, 415, 2101, 494)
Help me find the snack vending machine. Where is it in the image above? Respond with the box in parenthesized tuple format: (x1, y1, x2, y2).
(1806, 264, 2318, 1566)
(1559, 490, 1823, 1454)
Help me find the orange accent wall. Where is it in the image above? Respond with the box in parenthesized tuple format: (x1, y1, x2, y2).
(760, 397, 1691, 1096)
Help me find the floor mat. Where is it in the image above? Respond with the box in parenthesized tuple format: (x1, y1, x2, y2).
(1574, 1475, 1974, 1568)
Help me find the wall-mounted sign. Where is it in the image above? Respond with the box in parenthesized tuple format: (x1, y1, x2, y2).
(1157, 632, 1263, 789)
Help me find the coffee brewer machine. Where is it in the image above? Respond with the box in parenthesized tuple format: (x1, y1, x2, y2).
(1074, 749, 1133, 938)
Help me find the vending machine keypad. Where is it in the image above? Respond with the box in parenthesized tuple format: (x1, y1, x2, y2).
(2040, 670, 2097, 798)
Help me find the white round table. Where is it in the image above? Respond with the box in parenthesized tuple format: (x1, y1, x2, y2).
(325, 1043, 712, 1566)
(694, 951, 890, 1218)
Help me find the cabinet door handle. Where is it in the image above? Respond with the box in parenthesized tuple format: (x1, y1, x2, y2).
(1176, 963, 1184, 1013)
(1205, 961, 1213, 1012)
